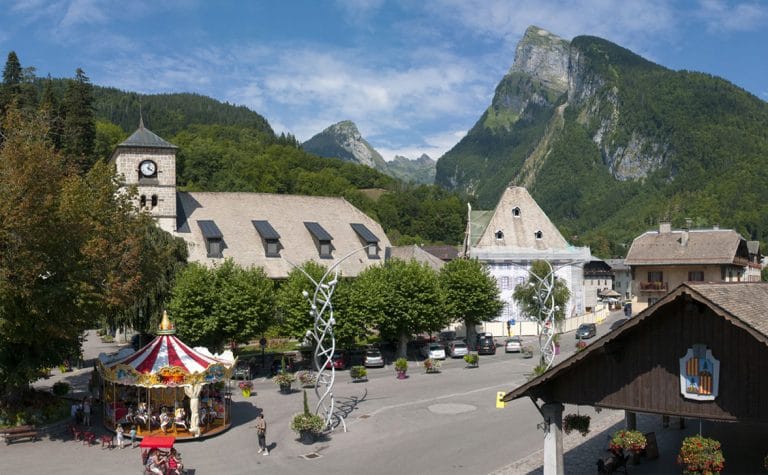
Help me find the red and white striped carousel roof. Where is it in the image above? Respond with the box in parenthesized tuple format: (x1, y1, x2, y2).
(114, 334, 226, 375)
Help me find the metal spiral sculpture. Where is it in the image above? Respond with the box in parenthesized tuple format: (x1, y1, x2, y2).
(527, 260, 558, 370)
(293, 246, 373, 432)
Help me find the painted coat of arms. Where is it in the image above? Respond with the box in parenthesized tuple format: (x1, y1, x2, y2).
(679, 344, 719, 401)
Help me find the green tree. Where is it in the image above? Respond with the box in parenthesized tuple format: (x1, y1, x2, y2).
(275, 261, 329, 341)
(347, 259, 448, 357)
(39, 75, 63, 150)
(439, 258, 504, 346)
(512, 260, 570, 365)
(62, 68, 96, 172)
(168, 259, 275, 352)
(0, 107, 169, 399)
(93, 120, 127, 161)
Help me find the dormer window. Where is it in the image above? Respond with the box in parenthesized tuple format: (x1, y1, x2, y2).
(512, 207, 521, 217)
(305, 222, 334, 259)
(350, 223, 380, 259)
(197, 220, 224, 258)
(140, 195, 147, 208)
(534, 230, 543, 240)
(252, 220, 282, 258)
(495, 230, 504, 240)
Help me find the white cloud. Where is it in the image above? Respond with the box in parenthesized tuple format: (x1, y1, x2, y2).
(696, 0, 768, 32)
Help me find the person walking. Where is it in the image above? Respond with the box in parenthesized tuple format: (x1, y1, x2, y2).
(129, 424, 137, 448)
(82, 398, 91, 426)
(256, 413, 268, 455)
(116, 423, 125, 448)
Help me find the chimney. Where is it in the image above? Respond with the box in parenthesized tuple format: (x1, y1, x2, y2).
(681, 218, 691, 247)
(659, 221, 671, 234)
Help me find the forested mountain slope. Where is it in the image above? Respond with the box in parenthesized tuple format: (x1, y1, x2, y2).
(435, 26, 768, 256)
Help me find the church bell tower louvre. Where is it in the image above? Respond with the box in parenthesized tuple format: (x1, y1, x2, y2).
(110, 117, 178, 233)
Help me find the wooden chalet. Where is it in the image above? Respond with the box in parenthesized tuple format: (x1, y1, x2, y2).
(504, 282, 768, 473)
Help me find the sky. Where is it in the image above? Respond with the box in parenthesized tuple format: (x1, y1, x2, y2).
(1, 0, 767, 161)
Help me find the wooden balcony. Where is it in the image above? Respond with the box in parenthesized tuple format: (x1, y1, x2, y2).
(639, 281, 668, 292)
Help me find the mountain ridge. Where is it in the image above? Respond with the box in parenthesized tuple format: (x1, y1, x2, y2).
(435, 26, 768, 255)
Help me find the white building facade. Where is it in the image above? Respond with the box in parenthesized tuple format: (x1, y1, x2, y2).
(466, 187, 591, 337)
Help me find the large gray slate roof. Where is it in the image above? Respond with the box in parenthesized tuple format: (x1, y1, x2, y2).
(624, 228, 744, 265)
(175, 191, 391, 279)
(386, 245, 446, 270)
(686, 282, 768, 337)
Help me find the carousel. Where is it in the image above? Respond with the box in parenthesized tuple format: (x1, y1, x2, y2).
(97, 312, 236, 439)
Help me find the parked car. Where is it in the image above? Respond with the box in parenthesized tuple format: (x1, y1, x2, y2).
(232, 362, 252, 380)
(447, 341, 468, 358)
(505, 336, 523, 353)
(420, 342, 446, 360)
(476, 335, 496, 355)
(576, 323, 597, 339)
(325, 350, 350, 370)
(363, 348, 385, 368)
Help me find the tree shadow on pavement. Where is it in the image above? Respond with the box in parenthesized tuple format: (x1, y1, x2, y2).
(329, 388, 368, 431)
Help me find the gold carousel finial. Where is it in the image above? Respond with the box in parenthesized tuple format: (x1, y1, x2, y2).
(158, 310, 176, 335)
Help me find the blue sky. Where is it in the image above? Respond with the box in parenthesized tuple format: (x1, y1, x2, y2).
(1, 0, 766, 161)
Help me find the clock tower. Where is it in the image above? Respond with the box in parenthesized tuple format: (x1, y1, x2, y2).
(111, 118, 178, 233)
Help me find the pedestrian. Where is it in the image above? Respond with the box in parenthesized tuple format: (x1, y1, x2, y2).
(71, 401, 81, 424)
(116, 423, 125, 448)
(129, 424, 137, 448)
(82, 398, 91, 426)
(256, 413, 268, 455)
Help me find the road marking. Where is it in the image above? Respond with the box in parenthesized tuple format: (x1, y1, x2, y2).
(349, 379, 523, 424)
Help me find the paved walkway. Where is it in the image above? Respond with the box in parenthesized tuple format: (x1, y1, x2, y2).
(5, 324, 765, 474)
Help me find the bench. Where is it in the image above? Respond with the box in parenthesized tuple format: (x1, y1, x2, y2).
(1, 425, 39, 445)
(597, 452, 628, 474)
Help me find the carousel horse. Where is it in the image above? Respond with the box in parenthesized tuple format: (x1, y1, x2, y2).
(159, 410, 171, 434)
(173, 408, 187, 432)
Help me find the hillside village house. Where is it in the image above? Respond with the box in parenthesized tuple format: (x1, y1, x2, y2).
(624, 221, 762, 312)
(465, 187, 596, 337)
(111, 120, 391, 279)
(605, 258, 632, 301)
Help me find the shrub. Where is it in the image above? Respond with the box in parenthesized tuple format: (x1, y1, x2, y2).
(463, 353, 479, 365)
(273, 372, 296, 386)
(350, 366, 367, 379)
(52, 381, 70, 396)
(610, 429, 647, 453)
(297, 371, 317, 387)
(563, 413, 591, 436)
(394, 358, 408, 372)
(290, 390, 324, 434)
(677, 435, 725, 474)
(423, 358, 441, 372)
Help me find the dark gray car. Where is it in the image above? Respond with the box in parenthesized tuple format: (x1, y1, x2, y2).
(576, 323, 597, 339)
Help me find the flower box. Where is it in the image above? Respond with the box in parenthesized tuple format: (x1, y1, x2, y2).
(677, 435, 725, 474)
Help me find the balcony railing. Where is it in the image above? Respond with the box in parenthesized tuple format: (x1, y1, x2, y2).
(639, 281, 668, 292)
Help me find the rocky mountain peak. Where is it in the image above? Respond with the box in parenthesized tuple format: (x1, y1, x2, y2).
(303, 120, 388, 171)
(510, 25, 570, 94)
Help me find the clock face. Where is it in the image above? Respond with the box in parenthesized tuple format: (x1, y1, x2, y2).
(139, 160, 157, 177)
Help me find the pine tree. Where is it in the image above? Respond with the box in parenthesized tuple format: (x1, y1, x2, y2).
(0, 51, 23, 116)
(39, 75, 63, 149)
(62, 67, 96, 172)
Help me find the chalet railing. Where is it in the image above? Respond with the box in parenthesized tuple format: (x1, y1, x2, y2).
(639, 281, 668, 292)
(732, 257, 749, 267)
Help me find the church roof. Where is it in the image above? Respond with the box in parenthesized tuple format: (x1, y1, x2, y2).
(117, 118, 178, 150)
(473, 187, 570, 250)
(175, 192, 391, 278)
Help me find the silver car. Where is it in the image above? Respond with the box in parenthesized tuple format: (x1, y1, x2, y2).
(505, 337, 523, 353)
(363, 349, 385, 368)
(420, 342, 446, 360)
(448, 341, 468, 358)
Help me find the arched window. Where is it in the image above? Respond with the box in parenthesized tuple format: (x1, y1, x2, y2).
(151, 195, 158, 207)
(534, 230, 543, 240)
(139, 195, 146, 208)
(512, 207, 521, 217)
(495, 230, 504, 240)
